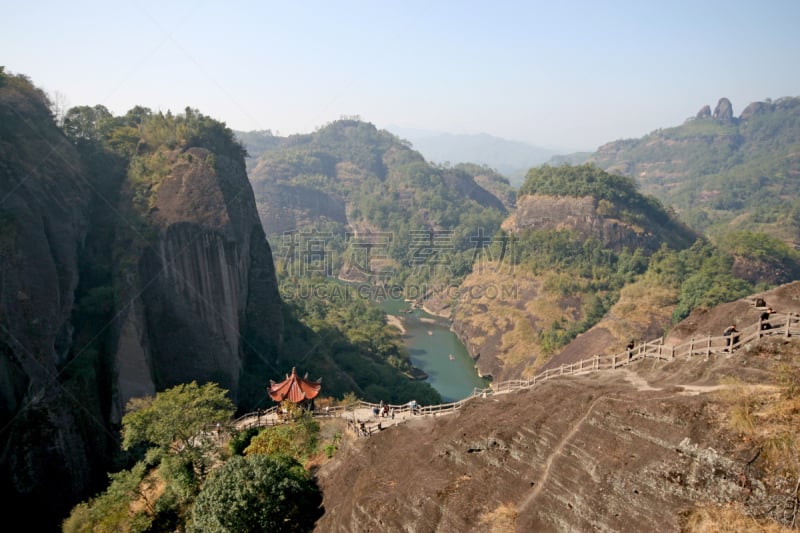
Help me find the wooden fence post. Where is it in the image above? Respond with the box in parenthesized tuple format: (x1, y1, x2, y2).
(706, 336, 711, 358)
(786, 313, 792, 339)
(689, 338, 694, 358)
(594, 354, 599, 370)
(612, 352, 616, 369)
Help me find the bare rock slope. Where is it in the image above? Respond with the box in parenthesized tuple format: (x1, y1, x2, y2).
(315, 332, 795, 532)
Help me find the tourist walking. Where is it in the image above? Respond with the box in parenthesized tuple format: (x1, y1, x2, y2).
(723, 324, 739, 351)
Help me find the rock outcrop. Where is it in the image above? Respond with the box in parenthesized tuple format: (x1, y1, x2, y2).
(696, 104, 711, 119)
(502, 194, 695, 253)
(712, 97, 734, 121)
(0, 74, 285, 529)
(739, 100, 769, 121)
(316, 348, 785, 532)
(253, 182, 347, 237)
(0, 73, 100, 527)
(112, 145, 284, 417)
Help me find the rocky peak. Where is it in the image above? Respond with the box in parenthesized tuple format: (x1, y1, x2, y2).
(113, 143, 283, 414)
(695, 104, 712, 119)
(739, 100, 770, 121)
(712, 97, 734, 121)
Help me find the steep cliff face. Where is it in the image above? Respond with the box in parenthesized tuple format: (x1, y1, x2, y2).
(0, 73, 101, 526)
(503, 194, 695, 252)
(112, 146, 283, 415)
(450, 188, 697, 382)
(0, 80, 286, 529)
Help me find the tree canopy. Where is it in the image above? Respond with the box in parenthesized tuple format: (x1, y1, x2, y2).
(121, 381, 235, 471)
(189, 455, 323, 533)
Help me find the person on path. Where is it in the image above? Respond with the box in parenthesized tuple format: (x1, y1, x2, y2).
(760, 308, 775, 330)
(723, 324, 739, 351)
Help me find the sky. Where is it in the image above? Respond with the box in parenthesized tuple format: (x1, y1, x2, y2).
(3, 0, 800, 152)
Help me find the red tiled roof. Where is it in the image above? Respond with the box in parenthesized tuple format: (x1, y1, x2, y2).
(268, 367, 322, 403)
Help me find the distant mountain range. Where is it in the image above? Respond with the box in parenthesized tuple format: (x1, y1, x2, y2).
(384, 126, 568, 187)
(586, 96, 800, 244)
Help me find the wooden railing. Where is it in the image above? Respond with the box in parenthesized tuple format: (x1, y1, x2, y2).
(232, 312, 799, 432)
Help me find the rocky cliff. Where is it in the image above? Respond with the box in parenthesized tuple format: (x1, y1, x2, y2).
(111, 145, 284, 416)
(252, 181, 347, 237)
(315, 337, 795, 532)
(0, 74, 285, 529)
(502, 193, 695, 252)
(0, 73, 101, 527)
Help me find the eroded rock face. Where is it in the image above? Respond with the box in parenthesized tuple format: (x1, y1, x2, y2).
(502, 194, 694, 253)
(713, 97, 734, 121)
(1, 79, 285, 527)
(315, 370, 766, 532)
(696, 104, 712, 119)
(0, 76, 99, 526)
(111, 147, 283, 416)
(253, 182, 347, 237)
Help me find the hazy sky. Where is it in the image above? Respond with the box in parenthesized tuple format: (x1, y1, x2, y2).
(4, 0, 799, 151)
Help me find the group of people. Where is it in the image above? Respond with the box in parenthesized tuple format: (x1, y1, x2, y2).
(722, 302, 777, 352)
(372, 402, 395, 419)
(623, 302, 779, 358)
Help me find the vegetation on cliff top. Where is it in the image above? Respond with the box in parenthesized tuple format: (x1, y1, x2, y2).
(518, 162, 675, 227)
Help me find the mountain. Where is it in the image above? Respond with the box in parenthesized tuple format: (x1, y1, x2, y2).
(385, 127, 565, 187)
(7, 65, 800, 530)
(245, 119, 510, 292)
(1, 73, 448, 529)
(0, 73, 288, 528)
(586, 96, 800, 244)
(316, 281, 800, 531)
(450, 164, 700, 382)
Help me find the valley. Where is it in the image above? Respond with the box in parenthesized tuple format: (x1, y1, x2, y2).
(376, 296, 489, 402)
(2, 66, 800, 532)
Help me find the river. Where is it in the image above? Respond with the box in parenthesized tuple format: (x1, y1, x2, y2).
(378, 298, 489, 402)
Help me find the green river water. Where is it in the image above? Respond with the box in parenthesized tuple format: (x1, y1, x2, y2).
(377, 298, 489, 402)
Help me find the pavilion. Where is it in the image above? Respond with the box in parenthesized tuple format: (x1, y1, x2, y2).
(267, 367, 322, 410)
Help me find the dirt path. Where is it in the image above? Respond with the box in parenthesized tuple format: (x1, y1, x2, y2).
(512, 369, 763, 522)
(517, 394, 619, 514)
(620, 368, 661, 391)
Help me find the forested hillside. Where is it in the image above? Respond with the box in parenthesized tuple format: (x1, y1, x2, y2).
(246, 119, 511, 298)
(589, 96, 800, 243)
(453, 161, 800, 380)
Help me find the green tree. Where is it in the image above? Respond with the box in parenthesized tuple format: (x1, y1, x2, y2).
(62, 104, 113, 143)
(188, 455, 323, 533)
(121, 381, 235, 480)
(62, 461, 154, 533)
(244, 411, 320, 463)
